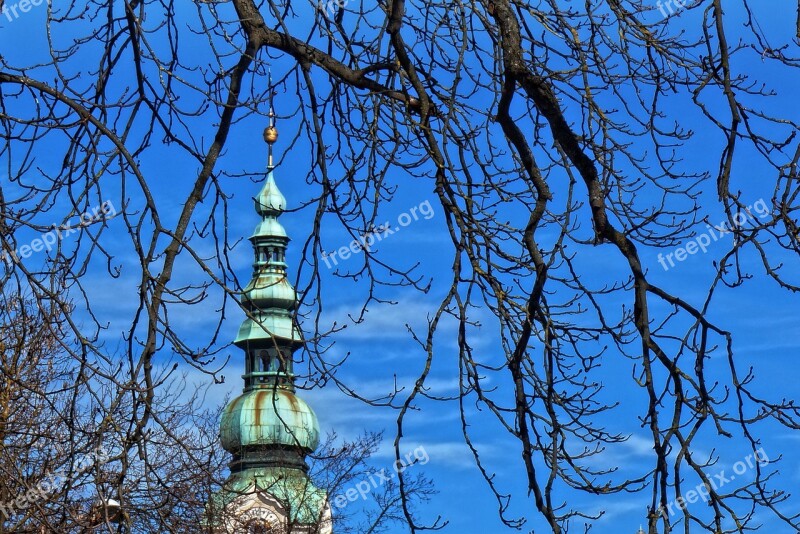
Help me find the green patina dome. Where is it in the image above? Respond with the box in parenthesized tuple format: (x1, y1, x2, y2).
(220, 389, 320, 452)
(254, 171, 286, 216)
(251, 216, 287, 239)
(243, 272, 297, 311)
(234, 309, 301, 345)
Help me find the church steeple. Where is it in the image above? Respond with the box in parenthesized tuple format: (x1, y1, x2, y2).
(233, 112, 302, 393)
(210, 87, 331, 533)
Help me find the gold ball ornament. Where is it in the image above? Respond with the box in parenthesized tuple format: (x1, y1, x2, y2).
(263, 126, 278, 144)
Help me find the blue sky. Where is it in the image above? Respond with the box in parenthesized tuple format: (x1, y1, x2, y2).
(2, 1, 800, 532)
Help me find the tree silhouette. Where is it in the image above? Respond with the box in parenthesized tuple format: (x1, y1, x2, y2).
(0, 0, 799, 532)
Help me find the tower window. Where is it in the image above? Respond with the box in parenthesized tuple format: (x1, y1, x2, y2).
(257, 350, 270, 373)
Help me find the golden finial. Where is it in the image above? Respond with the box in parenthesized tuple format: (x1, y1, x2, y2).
(264, 70, 278, 167)
(263, 124, 278, 145)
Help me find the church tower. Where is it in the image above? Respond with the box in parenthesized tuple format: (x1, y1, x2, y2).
(209, 94, 332, 534)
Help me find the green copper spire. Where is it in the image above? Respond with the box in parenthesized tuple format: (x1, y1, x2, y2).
(222, 102, 320, 463)
(232, 169, 304, 391)
(210, 95, 330, 532)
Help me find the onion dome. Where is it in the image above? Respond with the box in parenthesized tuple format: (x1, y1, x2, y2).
(234, 310, 300, 347)
(254, 171, 286, 217)
(242, 271, 296, 311)
(220, 388, 320, 453)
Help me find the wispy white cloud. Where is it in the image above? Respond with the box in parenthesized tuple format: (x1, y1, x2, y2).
(320, 296, 495, 356)
(373, 439, 496, 471)
(322, 298, 446, 341)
